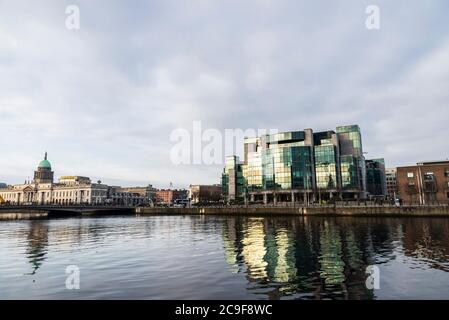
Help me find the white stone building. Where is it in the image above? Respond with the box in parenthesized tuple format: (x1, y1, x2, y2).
(0, 153, 109, 205)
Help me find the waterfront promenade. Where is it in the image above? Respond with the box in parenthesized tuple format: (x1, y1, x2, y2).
(1, 203, 449, 220)
(136, 204, 449, 217)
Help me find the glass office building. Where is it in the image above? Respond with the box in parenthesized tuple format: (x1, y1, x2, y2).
(336, 125, 367, 199)
(336, 125, 363, 157)
(340, 155, 360, 190)
(365, 158, 387, 198)
(222, 125, 382, 204)
(313, 131, 339, 191)
(222, 156, 245, 202)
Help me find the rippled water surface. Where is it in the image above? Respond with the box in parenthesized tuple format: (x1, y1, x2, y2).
(1, 215, 449, 299)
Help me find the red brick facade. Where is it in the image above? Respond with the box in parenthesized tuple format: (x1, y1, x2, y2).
(155, 189, 188, 204)
(397, 161, 449, 204)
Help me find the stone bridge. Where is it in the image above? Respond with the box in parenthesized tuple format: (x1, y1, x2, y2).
(0, 205, 136, 219)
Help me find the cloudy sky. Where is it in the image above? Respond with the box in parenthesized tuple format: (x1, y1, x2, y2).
(1, 0, 448, 188)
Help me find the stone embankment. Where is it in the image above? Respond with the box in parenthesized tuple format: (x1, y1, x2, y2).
(136, 205, 449, 217)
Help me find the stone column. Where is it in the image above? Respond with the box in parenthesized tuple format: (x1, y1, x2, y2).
(263, 193, 267, 205)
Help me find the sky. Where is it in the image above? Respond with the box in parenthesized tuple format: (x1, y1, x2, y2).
(1, 0, 448, 188)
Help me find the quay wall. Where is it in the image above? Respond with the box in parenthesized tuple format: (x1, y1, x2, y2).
(2, 206, 449, 220)
(136, 205, 449, 217)
(0, 210, 49, 220)
(0, 207, 134, 220)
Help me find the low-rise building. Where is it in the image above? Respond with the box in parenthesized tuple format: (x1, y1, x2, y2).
(385, 168, 398, 200)
(397, 160, 449, 204)
(118, 184, 157, 203)
(107, 186, 146, 206)
(189, 185, 222, 204)
(155, 189, 188, 205)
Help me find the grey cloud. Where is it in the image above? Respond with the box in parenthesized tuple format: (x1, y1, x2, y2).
(1, 0, 448, 187)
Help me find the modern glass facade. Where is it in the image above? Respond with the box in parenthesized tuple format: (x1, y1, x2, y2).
(261, 140, 313, 191)
(313, 132, 339, 191)
(242, 150, 263, 192)
(365, 158, 387, 197)
(222, 156, 245, 202)
(336, 125, 367, 197)
(340, 155, 359, 190)
(336, 125, 363, 157)
(222, 125, 382, 203)
(315, 145, 338, 190)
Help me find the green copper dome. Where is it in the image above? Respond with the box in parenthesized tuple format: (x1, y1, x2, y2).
(38, 152, 51, 169)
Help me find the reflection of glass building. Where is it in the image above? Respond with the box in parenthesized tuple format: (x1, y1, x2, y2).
(273, 228, 297, 283)
(222, 125, 384, 203)
(220, 216, 379, 299)
(222, 218, 240, 273)
(319, 222, 345, 286)
(241, 219, 268, 279)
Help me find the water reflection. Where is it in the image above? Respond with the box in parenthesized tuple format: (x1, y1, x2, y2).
(25, 221, 49, 275)
(272, 228, 296, 283)
(1, 215, 449, 299)
(402, 220, 449, 272)
(241, 219, 268, 280)
(221, 217, 449, 299)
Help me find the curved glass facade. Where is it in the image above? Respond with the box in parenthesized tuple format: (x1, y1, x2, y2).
(315, 145, 338, 190)
(222, 125, 381, 203)
(340, 155, 359, 190)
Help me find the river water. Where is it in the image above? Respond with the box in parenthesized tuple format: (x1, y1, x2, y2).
(0, 215, 448, 299)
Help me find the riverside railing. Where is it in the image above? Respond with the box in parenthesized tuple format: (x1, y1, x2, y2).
(188, 203, 449, 209)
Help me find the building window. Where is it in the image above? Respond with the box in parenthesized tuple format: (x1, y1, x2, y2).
(447, 192, 449, 199)
(445, 170, 449, 178)
(424, 173, 434, 181)
(407, 172, 414, 178)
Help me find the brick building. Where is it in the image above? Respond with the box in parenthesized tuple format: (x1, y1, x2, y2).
(189, 185, 222, 204)
(155, 189, 188, 205)
(397, 160, 449, 204)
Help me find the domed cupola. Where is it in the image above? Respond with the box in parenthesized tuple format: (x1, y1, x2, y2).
(38, 152, 52, 169)
(33, 152, 54, 184)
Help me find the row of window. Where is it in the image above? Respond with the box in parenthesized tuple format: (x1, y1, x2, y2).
(408, 170, 449, 179)
(408, 181, 449, 187)
(0, 190, 111, 200)
(52, 190, 90, 197)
